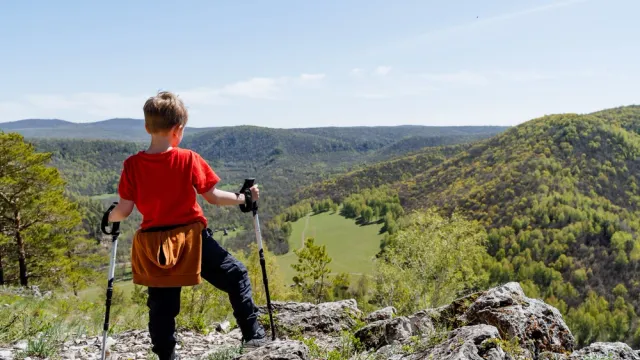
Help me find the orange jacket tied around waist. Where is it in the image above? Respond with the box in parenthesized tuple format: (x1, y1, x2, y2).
(131, 222, 204, 287)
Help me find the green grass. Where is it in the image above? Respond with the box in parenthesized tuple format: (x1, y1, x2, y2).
(77, 279, 135, 302)
(215, 227, 245, 246)
(276, 209, 383, 284)
(90, 192, 117, 200)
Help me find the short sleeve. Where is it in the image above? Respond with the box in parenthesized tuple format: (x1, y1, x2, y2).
(117, 159, 135, 201)
(192, 152, 220, 194)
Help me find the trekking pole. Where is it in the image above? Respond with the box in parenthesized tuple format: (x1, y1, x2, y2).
(239, 178, 276, 341)
(100, 202, 121, 360)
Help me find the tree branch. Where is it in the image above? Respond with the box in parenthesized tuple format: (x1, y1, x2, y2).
(0, 191, 14, 209)
(21, 220, 39, 231)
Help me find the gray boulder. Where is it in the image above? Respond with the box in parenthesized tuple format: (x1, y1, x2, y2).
(233, 340, 309, 360)
(259, 299, 362, 336)
(355, 316, 414, 350)
(365, 306, 397, 322)
(459, 282, 575, 355)
(407, 325, 506, 360)
(569, 342, 640, 360)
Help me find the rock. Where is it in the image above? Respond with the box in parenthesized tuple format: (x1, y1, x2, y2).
(355, 317, 414, 350)
(459, 282, 575, 355)
(0, 288, 631, 359)
(365, 306, 397, 322)
(233, 340, 309, 360)
(217, 320, 232, 333)
(12, 340, 27, 351)
(0, 349, 13, 360)
(29, 285, 41, 298)
(105, 336, 115, 349)
(407, 311, 436, 337)
(539, 352, 568, 359)
(259, 299, 362, 335)
(407, 325, 505, 360)
(569, 342, 640, 360)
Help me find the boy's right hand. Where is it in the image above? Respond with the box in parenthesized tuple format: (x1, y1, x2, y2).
(250, 184, 260, 201)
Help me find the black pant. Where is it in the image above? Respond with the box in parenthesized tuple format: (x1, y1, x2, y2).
(146, 228, 265, 358)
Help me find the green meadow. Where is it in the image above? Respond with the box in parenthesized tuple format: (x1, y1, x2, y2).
(276, 208, 383, 284)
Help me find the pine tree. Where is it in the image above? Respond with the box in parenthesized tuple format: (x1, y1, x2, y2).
(291, 237, 332, 304)
(0, 132, 86, 286)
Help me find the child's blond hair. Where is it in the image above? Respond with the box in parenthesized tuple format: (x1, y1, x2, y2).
(143, 91, 188, 133)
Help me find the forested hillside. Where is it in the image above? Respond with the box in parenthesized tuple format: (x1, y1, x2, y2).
(294, 144, 469, 203)
(33, 139, 144, 196)
(14, 123, 505, 259)
(288, 105, 640, 346)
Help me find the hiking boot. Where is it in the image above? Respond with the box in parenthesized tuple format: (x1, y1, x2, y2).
(242, 335, 272, 349)
(158, 349, 179, 360)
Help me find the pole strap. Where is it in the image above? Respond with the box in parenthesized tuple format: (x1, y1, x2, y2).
(101, 202, 120, 236)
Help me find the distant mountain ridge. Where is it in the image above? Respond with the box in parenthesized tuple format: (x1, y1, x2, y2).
(0, 118, 214, 141)
(2, 118, 508, 157)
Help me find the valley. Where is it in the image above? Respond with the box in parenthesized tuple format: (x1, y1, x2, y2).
(3, 106, 640, 351)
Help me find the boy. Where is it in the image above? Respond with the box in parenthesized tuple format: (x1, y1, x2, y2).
(107, 91, 269, 360)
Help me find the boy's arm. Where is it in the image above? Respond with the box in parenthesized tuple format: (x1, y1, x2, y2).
(108, 198, 135, 222)
(201, 185, 259, 206)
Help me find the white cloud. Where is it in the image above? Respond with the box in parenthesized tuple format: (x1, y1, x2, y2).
(0, 72, 327, 122)
(219, 77, 285, 99)
(299, 73, 326, 81)
(350, 68, 365, 77)
(25, 95, 83, 110)
(492, 70, 553, 82)
(177, 87, 226, 106)
(421, 71, 489, 86)
(374, 66, 392, 76)
(353, 92, 390, 99)
(0, 101, 30, 121)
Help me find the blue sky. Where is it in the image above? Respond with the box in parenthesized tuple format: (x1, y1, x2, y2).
(0, 0, 638, 128)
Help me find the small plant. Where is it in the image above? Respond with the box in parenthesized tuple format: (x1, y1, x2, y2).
(483, 337, 529, 359)
(291, 335, 324, 359)
(14, 323, 70, 359)
(206, 346, 243, 360)
(582, 354, 615, 360)
(401, 335, 430, 354)
(291, 332, 367, 360)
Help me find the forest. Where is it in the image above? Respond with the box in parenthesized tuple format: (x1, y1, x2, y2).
(287, 105, 640, 347)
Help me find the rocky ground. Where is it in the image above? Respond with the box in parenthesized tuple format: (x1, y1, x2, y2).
(1, 282, 639, 359)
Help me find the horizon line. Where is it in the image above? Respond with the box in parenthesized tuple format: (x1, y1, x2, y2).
(0, 117, 512, 130)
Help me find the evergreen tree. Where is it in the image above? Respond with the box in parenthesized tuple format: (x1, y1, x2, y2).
(291, 237, 332, 304)
(0, 132, 86, 286)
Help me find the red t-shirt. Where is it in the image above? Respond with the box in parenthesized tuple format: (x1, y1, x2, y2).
(117, 147, 220, 230)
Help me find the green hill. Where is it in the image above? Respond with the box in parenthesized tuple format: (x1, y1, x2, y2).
(397, 107, 640, 304)
(288, 105, 640, 346)
(294, 144, 469, 204)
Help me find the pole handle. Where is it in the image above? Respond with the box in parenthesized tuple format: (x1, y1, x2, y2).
(101, 202, 121, 236)
(239, 178, 258, 214)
